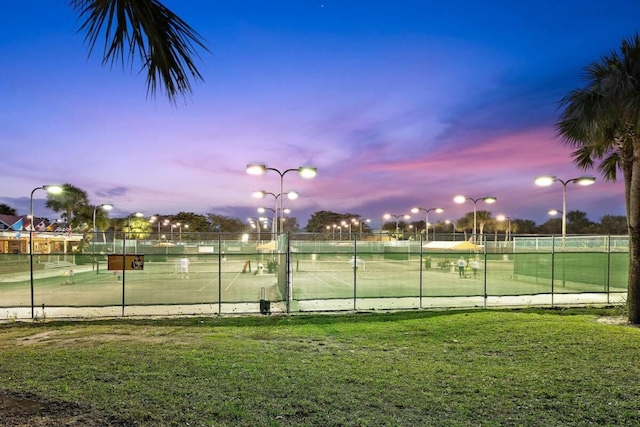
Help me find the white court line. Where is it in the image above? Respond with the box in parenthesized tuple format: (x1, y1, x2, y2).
(223, 273, 241, 291)
(305, 271, 353, 288)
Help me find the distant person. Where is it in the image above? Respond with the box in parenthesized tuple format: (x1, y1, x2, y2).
(457, 257, 467, 278)
(349, 256, 363, 276)
(180, 256, 190, 279)
(471, 259, 480, 278)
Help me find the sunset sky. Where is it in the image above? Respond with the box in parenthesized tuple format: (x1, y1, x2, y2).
(1, 1, 637, 228)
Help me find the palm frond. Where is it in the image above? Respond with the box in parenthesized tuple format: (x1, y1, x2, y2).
(70, 0, 208, 104)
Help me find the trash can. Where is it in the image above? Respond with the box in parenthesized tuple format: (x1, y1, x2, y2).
(260, 287, 270, 315)
(260, 299, 271, 315)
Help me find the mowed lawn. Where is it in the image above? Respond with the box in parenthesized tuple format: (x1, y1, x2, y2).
(0, 308, 639, 426)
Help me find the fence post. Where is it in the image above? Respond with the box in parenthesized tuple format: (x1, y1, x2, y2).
(286, 232, 291, 313)
(122, 233, 126, 316)
(353, 234, 357, 310)
(419, 233, 423, 309)
(606, 235, 611, 304)
(551, 235, 555, 307)
(218, 231, 222, 315)
(483, 235, 487, 308)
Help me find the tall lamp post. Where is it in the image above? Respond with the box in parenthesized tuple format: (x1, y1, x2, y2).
(247, 164, 316, 234)
(358, 218, 371, 239)
(383, 213, 411, 238)
(257, 207, 276, 235)
(411, 207, 444, 242)
(253, 190, 298, 236)
(29, 185, 63, 318)
(445, 220, 456, 241)
(547, 210, 564, 234)
(534, 175, 595, 240)
(453, 195, 497, 244)
(496, 215, 512, 242)
(92, 203, 113, 263)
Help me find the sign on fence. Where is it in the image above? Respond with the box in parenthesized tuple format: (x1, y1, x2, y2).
(108, 254, 145, 271)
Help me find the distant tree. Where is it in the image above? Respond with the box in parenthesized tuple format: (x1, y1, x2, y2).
(599, 215, 628, 235)
(455, 210, 493, 241)
(45, 184, 89, 224)
(72, 203, 113, 232)
(305, 211, 365, 233)
(70, 0, 208, 104)
(455, 214, 473, 240)
(0, 203, 17, 215)
(124, 217, 152, 239)
(512, 219, 537, 235)
(282, 217, 300, 232)
(170, 212, 209, 232)
(566, 210, 594, 234)
(207, 214, 246, 233)
(538, 218, 562, 235)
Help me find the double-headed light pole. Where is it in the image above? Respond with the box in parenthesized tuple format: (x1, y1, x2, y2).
(410, 206, 444, 242)
(383, 213, 411, 235)
(253, 190, 298, 236)
(247, 164, 317, 234)
(534, 175, 595, 239)
(453, 195, 497, 243)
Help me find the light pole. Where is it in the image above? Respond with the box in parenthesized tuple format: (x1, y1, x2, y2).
(411, 207, 444, 242)
(248, 217, 268, 241)
(453, 195, 497, 244)
(383, 213, 411, 238)
(496, 215, 512, 242)
(547, 209, 564, 234)
(341, 220, 355, 240)
(29, 185, 63, 318)
(257, 206, 276, 235)
(445, 220, 456, 241)
(174, 222, 184, 241)
(247, 164, 316, 234)
(358, 218, 371, 239)
(92, 203, 113, 263)
(253, 190, 298, 236)
(535, 175, 595, 240)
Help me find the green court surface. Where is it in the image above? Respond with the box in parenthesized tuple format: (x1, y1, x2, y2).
(0, 253, 628, 312)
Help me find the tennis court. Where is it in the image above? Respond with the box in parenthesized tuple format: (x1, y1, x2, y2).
(0, 233, 630, 318)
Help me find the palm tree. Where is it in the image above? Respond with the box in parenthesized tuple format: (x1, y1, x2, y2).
(556, 34, 640, 323)
(45, 184, 90, 225)
(70, 0, 208, 104)
(475, 210, 493, 242)
(0, 203, 17, 215)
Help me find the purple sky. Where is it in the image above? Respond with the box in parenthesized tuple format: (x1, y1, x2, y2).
(1, 1, 636, 227)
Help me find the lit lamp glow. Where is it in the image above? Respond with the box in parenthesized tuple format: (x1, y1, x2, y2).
(453, 195, 497, 243)
(410, 206, 444, 242)
(247, 164, 316, 234)
(535, 175, 595, 239)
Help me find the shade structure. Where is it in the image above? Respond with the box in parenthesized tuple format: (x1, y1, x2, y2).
(256, 241, 278, 250)
(153, 242, 176, 247)
(422, 241, 483, 251)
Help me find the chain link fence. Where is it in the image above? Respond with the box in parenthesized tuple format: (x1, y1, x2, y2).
(0, 232, 628, 319)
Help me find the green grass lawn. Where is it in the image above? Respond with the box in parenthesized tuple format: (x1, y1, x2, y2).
(0, 308, 639, 426)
